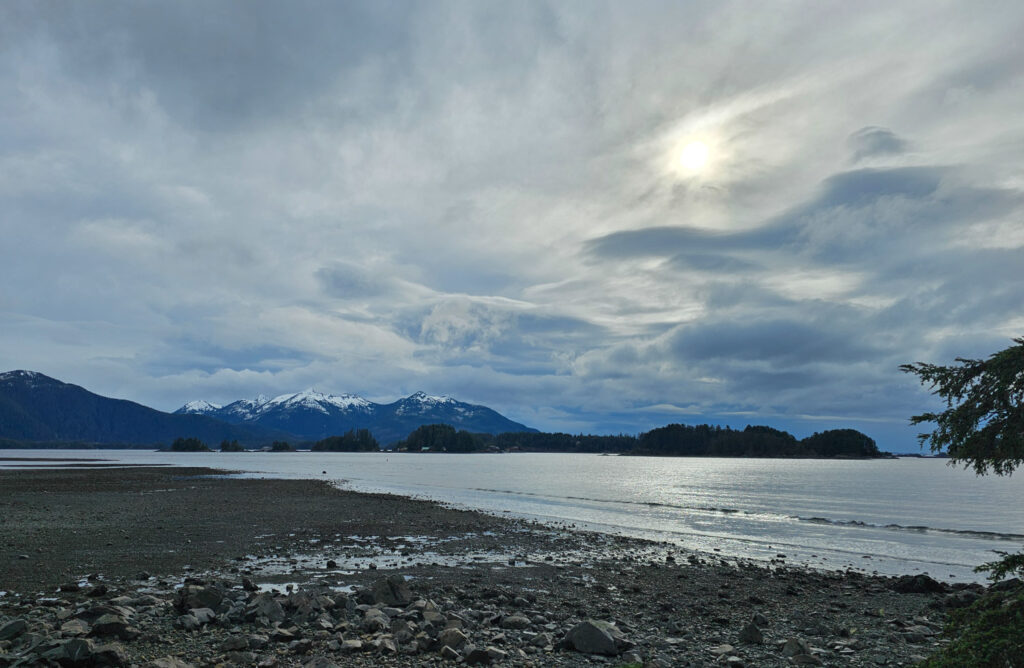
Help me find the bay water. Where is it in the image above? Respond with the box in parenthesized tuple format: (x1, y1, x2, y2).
(4, 450, 1022, 582)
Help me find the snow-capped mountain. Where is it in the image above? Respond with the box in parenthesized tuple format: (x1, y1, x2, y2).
(393, 391, 457, 415)
(179, 399, 222, 414)
(175, 388, 534, 444)
(0, 371, 288, 446)
(0, 370, 533, 447)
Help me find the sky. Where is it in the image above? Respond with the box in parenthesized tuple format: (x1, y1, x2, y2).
(2, 1, 1023, 450)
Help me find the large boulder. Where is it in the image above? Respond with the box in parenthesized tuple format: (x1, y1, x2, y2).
(89, 614, 138, 641)
(246, 592, 286, 624)
(174, 585, 224, 612)
(0, 618, 28, 641)
(39, 638, 96, 665)
(358, 575, 414, 606)
(564, 619, 632, 656)
(889, 574, 946, 594)
(438, 627, 469, 651)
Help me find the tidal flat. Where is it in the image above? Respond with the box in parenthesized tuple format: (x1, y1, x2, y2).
(0, 467, 980, 666)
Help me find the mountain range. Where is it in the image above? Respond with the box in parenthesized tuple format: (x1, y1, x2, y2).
(174, 389, 534, 444)
(0, 370, 534, 448)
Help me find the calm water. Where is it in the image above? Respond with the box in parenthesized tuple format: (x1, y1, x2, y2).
(4, 450, 1022, 582)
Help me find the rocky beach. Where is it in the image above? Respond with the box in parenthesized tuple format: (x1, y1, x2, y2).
(0, 466, 990, 667)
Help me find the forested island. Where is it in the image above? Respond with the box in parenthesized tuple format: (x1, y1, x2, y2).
(393, 423, 886, 458)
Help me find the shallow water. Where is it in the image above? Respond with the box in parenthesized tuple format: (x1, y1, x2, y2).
(4, 450, 1022, 582)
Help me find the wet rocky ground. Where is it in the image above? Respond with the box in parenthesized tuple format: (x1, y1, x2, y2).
(0, 466, 990, 666)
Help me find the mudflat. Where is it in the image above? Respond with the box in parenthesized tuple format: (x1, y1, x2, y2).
(0, 467, 507, 593)
(0, 466, 968, 666)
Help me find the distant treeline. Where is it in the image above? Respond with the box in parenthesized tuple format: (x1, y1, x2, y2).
(165, 429, 379, 453)
(394, 423, 884, 459)
(13, 423, 882, 459)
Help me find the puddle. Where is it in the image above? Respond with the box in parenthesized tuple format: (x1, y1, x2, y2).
(171, 529, 718, 599)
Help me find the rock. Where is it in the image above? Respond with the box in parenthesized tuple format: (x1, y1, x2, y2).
(738, 621, 763, 644)
(241, 577, 258, 592)
(362, 575, 414, 606)
(889, 574, 946, 594)
(0, 619, 27, 641)
(500, 614, 532, 630)
(711, 644, 735, 656)
(438, 627, 469, 650)
(90, 614, 138, 640)
(530, 632, 554, 647)
(270, 627, 297, 642)
(990, 578, 1022, 592)
(486, 646, 508, 662)
(941, 590, 981, 609)
(464, 644, 501, 664)
(790, 655, 823, 666)
(564, 619, 631, 656)
(339, 639, 363, 652)
(247, 592, 286, 624)
(189, 607, 216, 625)
(752, 612, 769, 627)
(61, 618, 91, 637)
(361, 611, 389, 633)
(147, 658, 195, 668)
(440, 644, 461, 660)
(40, 638, 96, 665)
(782, 637, 811, 657)
(87, 584, 109, 598)
(177, 614, 201, 631)
(174, 585, 224, 612)
(290, 638, 313, 654)
(303, 658, 340, 668)
(91, 642, 128, 666)
(224, 652, 258, 664)
(221, 636, 249, 652)
(422, 609, 446, 626)
(248, 634, 270, 650)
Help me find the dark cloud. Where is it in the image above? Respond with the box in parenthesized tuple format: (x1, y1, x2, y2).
(316, 263, 390, 299)
(847, 127, 909, 163)
(665, 253, 759, 273)
(666, 318, 878, 366)
(585, 226, 737, 260)
(9, 1, 414, 130)
(814, 166, 943, 206)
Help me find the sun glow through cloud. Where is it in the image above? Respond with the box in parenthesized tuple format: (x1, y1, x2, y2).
(679, 141, 710, 171)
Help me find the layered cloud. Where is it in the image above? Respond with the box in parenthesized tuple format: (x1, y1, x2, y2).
(2, 1, 1023, 448)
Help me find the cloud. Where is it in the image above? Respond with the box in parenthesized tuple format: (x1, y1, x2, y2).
(316, 262, 392, 299)
(2, 1, 1024, 448)
(847, 126, 909, 163)
(666, 318, 879, 366)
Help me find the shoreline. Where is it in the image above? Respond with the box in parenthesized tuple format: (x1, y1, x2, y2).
(1, 454, 998, 582)
(0, 466, 972, 666)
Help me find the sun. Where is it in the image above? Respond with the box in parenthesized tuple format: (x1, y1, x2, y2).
(678, 141, 709, 171)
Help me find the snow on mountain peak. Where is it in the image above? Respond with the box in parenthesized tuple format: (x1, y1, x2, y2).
(182, 400, 221, 413)
(1, 370, 41, 380)
(409, 391, 455, 404)
(255, 388, 370, 415)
